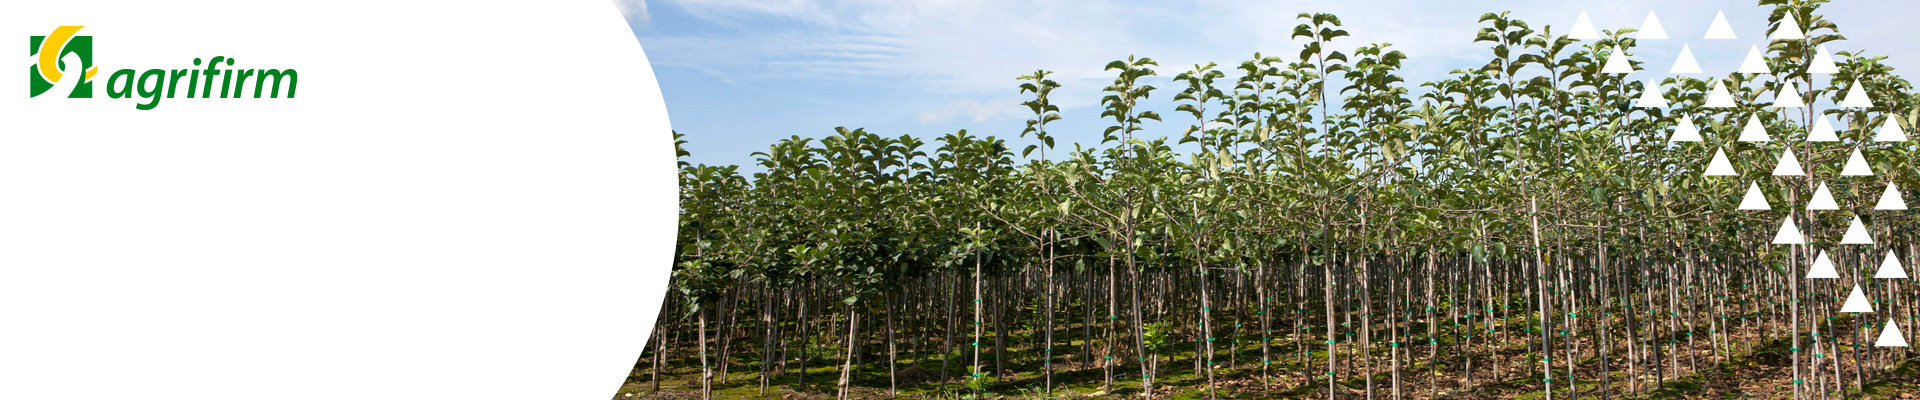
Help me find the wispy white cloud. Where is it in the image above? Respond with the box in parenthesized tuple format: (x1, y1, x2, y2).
(613, 0, 651, 26)
(917, 98, 1023, 123)
(667, 0, 834, 27)
(639, 32, 911, 81)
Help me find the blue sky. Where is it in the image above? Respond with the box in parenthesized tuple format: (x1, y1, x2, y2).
(613, 0, 1919, 172)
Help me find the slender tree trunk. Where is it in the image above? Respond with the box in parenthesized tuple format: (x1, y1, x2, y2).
(972, 251, 984, 399)
(651, 319, 666, 392)
(699, 306, 713, 400)
(798, 282, 810, 393)
(886, 290, 898, 397)
(1043, 229, 1057, 396)
(837, 304, 858, 400)
(760, 283, 776, 395)
(1530, 196, 1553, 400)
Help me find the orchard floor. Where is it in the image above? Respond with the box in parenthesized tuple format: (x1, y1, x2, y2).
(615, 356, 1920, 399)
(616, 321, 1920, 399)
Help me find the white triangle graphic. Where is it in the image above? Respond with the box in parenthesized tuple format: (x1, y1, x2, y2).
(1877, 319, 1907, 347)
(1775, 13, 1806, 40)
(1811, 45, 1840, 74)
(1571, 11, 1602, 40)
(1706, 80, 1737, 107)
(1810, 116, 1841, 142)
(1877, 250, 1908, 279)
(1809, 182, 1839, 210)
(1706, 148, 1738, 176)
(1637, 79, 1667, 108)
(1843, 81, 1873, 108)
(1670, 115, 1702, 142)
(1773, 148, 1803, 176)
(1807, 251, 1840, 279)
(1603, 46, 1635, 74)
(1843, 148, 1874, 176)
(1739, 114, 1771, 142)
(1775, 81, 1805, 108)
(1841, 284, 1873, 313)
(1877, 116, 1907, 142)
(1670, 45, 1703, 73)
(1705, 11, 1737, 39)
(1739, 182, 1771, 210)
(1738, 45, 1770, 74)
(1878, 183, 1908, 210)
(1773, 215, 1804, 244)
(1638, 11, 1668, 39)
(1843, 216, 1874, 245)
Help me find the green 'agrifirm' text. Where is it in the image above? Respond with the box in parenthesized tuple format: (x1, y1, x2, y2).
(104, 56, 297, 110)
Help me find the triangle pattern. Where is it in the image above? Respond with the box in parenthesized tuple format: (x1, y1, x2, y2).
(1670, 115, 1702, 142)
(1738, 45, 1770, 74)
(1773, 215, 1804, 244)
(1739, 114, 1771, 142)
(1807, 251, 1840, 279)
(1773, 147, 1803, 176)
(1571, 11, 1602, 40)
(1706, 11, 1737, 39)
(1877, 250, 1908, 279)
(1843, 148, 1874, 176)
(1843, 82, 1873, 108)
(1809, 182, 1839, 210)
(1775, 81, 1805, 108)
(1811, 45, 1840, 74)
(1810, 116, 1841, 142)
(1705, 147, 1738, 176)
(1879, 183, 1908, 210)
(1603, 46, 1635, 74)
(1637, 79, 1667, 108)
(1877, 116, 1907, 142)
(1706, 80, 1737, 107)
(1843, 216, 1874, 245)
(1775, 13, 1806, 40)
(1739, 182, 1771, 210)
(1670, 46, 1703, 73)
(1639, 11, 1668, 39)
(1878, 319, 1908, 347)
(1842, 284, 1874, 313)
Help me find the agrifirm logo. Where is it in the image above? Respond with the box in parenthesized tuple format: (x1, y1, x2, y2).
(28, 25, 96, 99)
(27, 26, 298, 110)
